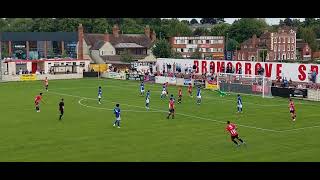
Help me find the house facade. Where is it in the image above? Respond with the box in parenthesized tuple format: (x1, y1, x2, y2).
(169, 36, 225, 60)
(236, 26, 297, 62)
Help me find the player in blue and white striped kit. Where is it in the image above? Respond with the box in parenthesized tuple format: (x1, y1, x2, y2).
(196, 86, 201, 105)
(237, 94, 243, 113)
(140, 82, 145, 96)
(113, 104, 121, 128)
(146, 90, 150, 110)
(98, 86, 102, 104)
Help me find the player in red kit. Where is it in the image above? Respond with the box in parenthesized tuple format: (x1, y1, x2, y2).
(178, 87, 182, 104)
(167, 98, 175, 119)
(226, 121, 245, 147)
(289, 98, 296, 122)
(188, 83, 193, 97)
(44, 77, 49, 91)
(34, 93, 44, 112)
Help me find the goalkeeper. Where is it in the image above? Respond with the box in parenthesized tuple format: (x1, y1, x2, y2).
(215, 89, 227, 97)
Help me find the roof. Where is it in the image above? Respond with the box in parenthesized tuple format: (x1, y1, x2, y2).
(0, 32, 78, 41)
(114, 43, 144, 48)
(84, 34, 104, 47)
(85, 33, 154, 50)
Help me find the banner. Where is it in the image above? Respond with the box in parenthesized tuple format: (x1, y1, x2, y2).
(168, 77, 176, 85)
(89, 64, 108, 73)
(104, 72, 126, 80)
(291, 88, 307, 98)
(144, 75, 155, 83)
(205, 80, 219, 90)
(20, 74, 36, 81)
(156, 58, 320, 83)
(155, 76, 166, 84)
(194, 79, 205, 88)
(126, 74, 144, 81)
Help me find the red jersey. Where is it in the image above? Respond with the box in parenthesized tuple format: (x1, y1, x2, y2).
(44, 79, 48, 85)
(188, 85, 192, 92)
(35, 95, 42, 104)
(289, 101, 295, 111)
(169, 100, 175, 109)
(178, 89, 182, 96)
(226, 123, 238, 136)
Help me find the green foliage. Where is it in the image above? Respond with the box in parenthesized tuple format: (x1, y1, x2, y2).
(210, 23, 230, 36)
(228, 18, 268, 43)
(61, 50, 68, 58)
(47, 48, 55, 58)
(200, 18, 225, 24)
(121, 18, 144, 34)
(190, 19, 199, 25)
(152, 39, 172, 58)
(170, 50, 183, 59)
(226, 38, 239, 51)
(193, 27, 210, 36)
(300, 27, 319, 51)
(190, 48, 202, 59)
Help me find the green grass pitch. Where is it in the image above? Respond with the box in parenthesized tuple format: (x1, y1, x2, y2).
(0, 78, 320, 162)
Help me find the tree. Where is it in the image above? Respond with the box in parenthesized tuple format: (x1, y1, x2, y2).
(181, 20, 190, 25)
(300, 27, 318, 51)
(31, 18, 57, 32)
(193, 27, 210, 36)
(210, 23, 230, 36)
(152, 39, 172, 58)
(304, 18, 317, 27)
(55, 18, 80, 32)
(91, 18, 111, 33)
(61, 50, 68, 58)
(280, 18, 294, 27)
(200, 18, 225, 24)
(228, 18, 268, 43)
(190, 48, 202, 59)
(161, 19, 192, 38)
(190, 19, 199, 25)
(121, 18, 144, 34)
(226, 38, 239, 51)
(5, 18, 34, 32)
(170, 51, 183, 59)
(47, 48, 55, 58)
(120, 51, 133, 62)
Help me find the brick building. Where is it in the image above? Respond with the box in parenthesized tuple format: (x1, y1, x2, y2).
(169, 36, 225, 60)
(296, 42, 312, 61)
(236, 26, 297, 62)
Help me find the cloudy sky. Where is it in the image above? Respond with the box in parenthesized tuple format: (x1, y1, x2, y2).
(178, 18, 305, 25)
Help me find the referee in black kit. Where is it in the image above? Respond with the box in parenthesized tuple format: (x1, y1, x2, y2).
(59, 99, 64, 120)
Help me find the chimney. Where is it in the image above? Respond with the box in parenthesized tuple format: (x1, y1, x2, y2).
(112, 24, 120, 38)
(77, 24, 84, 60)
(144, 25, 151, 38)
(151, 30, 156, 42)
(104, 29, 109, 42)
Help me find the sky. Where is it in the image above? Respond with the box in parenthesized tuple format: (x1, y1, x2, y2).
(178, 18, 305, 25)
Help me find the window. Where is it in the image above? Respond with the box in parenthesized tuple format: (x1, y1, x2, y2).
(274, 45, 277, 52)
(175, 40, 178, 44)
(188, 40, 192, 44)
(278, 45, 281, 51)
(291, 45, 294, 51)
(218, 40, 224, 44)
(278, 37, 281, 43)
(242, 53, 244, 60)
(177, 48, 181, 52)
(244, 45, 247, 49)
(218, 48, 223, 52)
(188, 48, 193, 52)
(266, 53, 269, 61)
(198, 40, 202, 44)
(210, 40, 214, 44)
(291, 53, 294, 59)
(291, 37, 294, 43)
(287, 45, 290, 51)
(288, 37, 290, 43)
(283, 45, 285, 51)
(181, 48, 184, 52)
(80, 62, 85, 67)
(199, 48, 202, 52)
(202, 48, 206, 52)
(287, 53, 290, 59)
(278, 53, 281, 60)
(206, 40, 210, 44)
(274, 37, 277, 43)
(101, 50, 104, 56)
(213, 48, 217, 52)
(238, 53, 241, 60)
(206, 48, 210, 52)
(282, 54, 286, 60)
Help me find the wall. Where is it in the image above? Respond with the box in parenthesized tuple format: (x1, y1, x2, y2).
(99, 42, 115, 56)
(91, 50, 106, 64)
(2, 74, 83, 81)
(156, 58, 320, 83)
